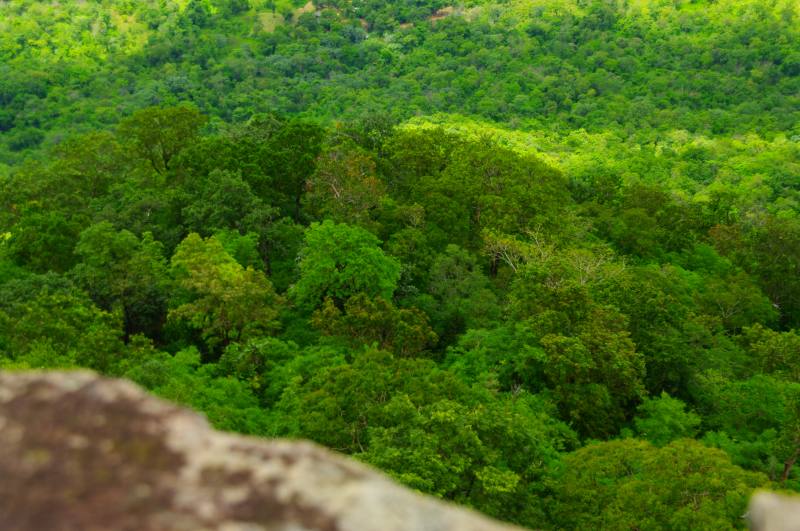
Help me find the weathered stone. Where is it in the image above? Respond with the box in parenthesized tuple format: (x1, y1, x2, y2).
(748, 491, 800, 531)
(0, 371, 521, 531)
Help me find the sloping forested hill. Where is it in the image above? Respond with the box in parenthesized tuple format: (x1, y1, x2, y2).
(1, 0, 800, 529)
(2, 0, 799, 168)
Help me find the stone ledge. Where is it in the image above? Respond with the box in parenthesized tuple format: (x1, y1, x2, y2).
(0, 370, 521, 531)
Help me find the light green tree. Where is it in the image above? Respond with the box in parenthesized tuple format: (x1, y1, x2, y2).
(170, 233, 282, 349)
(290, 220, 401, 311)
(633, 392, 701, 446)
(552, 438, 769, 530)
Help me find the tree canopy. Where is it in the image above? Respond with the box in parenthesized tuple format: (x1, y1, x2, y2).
(2, 0, 799, 527)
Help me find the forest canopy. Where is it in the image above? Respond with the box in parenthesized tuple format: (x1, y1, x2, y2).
(1, 0, 799, 529)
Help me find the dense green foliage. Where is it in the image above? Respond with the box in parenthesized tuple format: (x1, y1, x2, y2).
(2, 0, 799, 528)
(3, 0, 800, 171)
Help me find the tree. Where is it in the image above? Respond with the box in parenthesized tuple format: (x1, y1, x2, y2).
(743, 324, 800, 381)
(118, 105, 206, 175)
(633, 392, 701, 446)
(213, 229, 262, 270)
(436, 139, 569, 242)
(290, 220, 401, 311)
(218, 0, 250, 16)
(185, 0, 211, 28)
(170, 233, 283, 350)
(120, 346, 271, 435)
(444, 324, 543, 392)
(265, 118, 324, 219)
(303, 142, 386, 225)
(597, 263, 741, 397)
(538, 305, 646, 438)
(498, 242, 647, 436)
(697, 372, 800, 482)
(178, 116, 324, 220)
(0, 277, 125, 372)
(695, 271, 777, 332)
(393, 134, 570, 249)
(217, 337, 302, 402)
(2, 132, 128, 218)
(383, 126, 458, 198)
(551, 439, 769, 530)
(180, 169, 278, 234)
(312, 294, 437, 357)
(360, 392, 573, 526)
(7, 210, 84, 274)
(50, 131, 128, 199)
(775, 393, 800, 483)
(274, 347, 574, 526)
(72, 222, 170, 340)
(711, 216, 800, 329)
(425, 244, 501, 342)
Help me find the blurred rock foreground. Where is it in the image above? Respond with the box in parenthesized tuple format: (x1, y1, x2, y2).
(748, 491, 800, 531)
(1, 371, 799, 531)
(0, 371, 519, 531)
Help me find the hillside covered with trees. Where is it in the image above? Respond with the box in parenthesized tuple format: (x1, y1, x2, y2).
(2, 0, 800, 528)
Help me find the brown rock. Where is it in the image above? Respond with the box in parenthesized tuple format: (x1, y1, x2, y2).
(0, 371, 522, 531)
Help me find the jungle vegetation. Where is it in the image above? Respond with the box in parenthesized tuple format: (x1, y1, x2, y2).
(2, 0, 799, 528)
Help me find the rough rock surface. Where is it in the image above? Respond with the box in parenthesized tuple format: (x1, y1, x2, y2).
(748, 491, 800, 531)
(0, 371, 521, 531)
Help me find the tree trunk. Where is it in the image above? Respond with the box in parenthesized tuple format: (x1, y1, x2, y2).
(781, 447, 799, 482)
